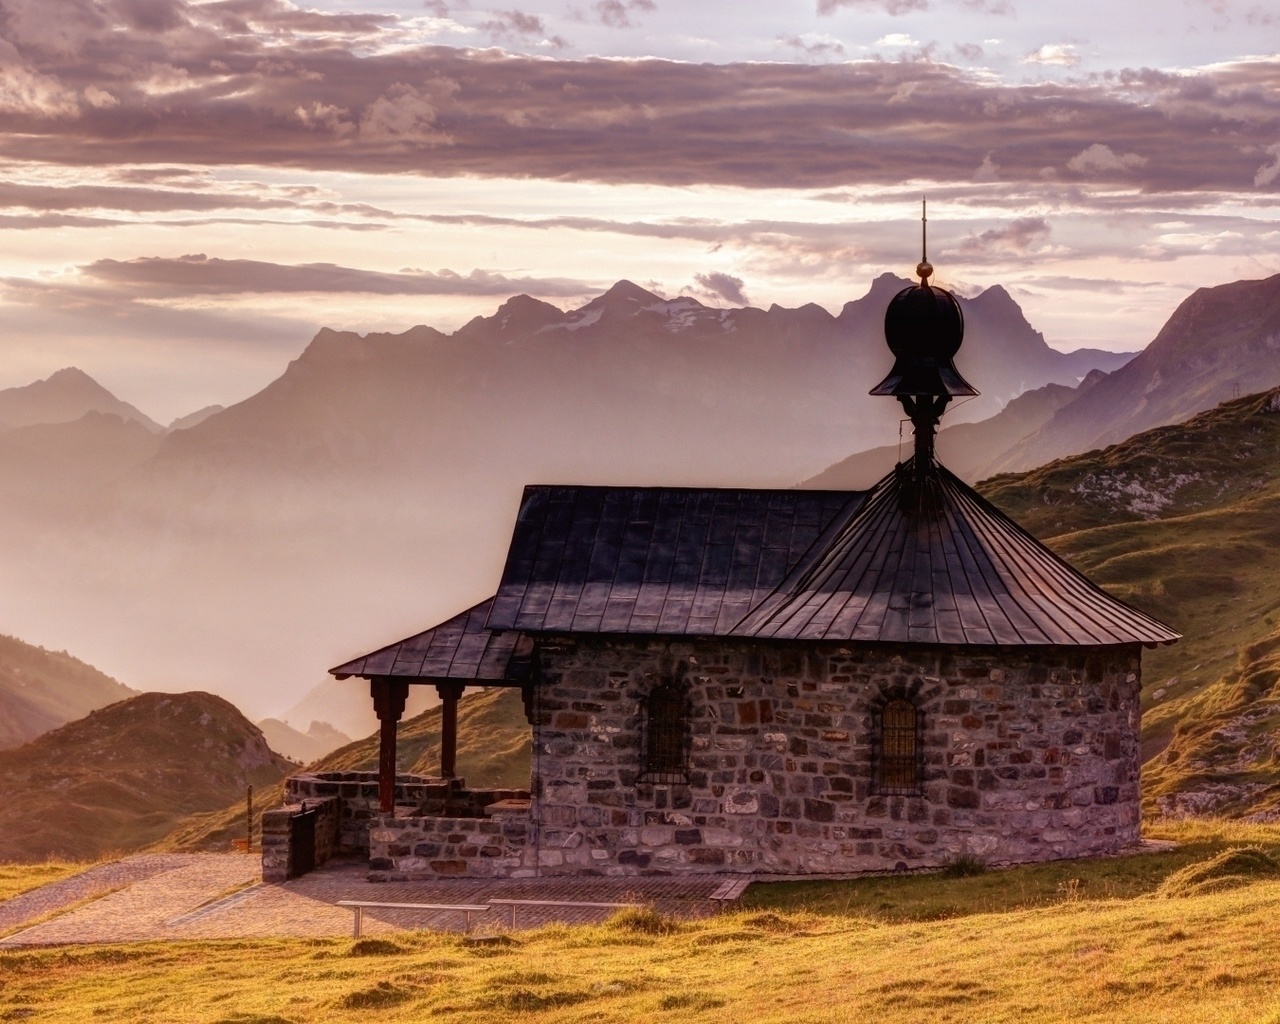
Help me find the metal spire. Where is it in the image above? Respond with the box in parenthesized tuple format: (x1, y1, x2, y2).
(917, 197, 933, 283)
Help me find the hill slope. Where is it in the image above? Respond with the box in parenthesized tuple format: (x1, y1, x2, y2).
(0, 691, 292, 860)
(978, 387, 1280, 815)
(988, 272, 1280, 474)
(165, 685, 529, 851)
(0, 634, 137, 749)
(803, 375, 1094, 488)
(0, 412, 163, 514)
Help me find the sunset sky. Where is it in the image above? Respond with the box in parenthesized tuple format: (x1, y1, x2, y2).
(1, 0, 1277, 422)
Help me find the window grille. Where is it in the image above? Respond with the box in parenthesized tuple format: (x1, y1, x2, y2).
(640, 682, 688, 784)
(876, 698, 922, 795)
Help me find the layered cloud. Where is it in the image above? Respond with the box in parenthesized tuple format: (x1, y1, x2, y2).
(75, 254, 595, 297)
(0, 0, 1275, 196)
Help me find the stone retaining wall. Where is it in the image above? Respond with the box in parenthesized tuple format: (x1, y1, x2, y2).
(368, 808, 532, 880)
(266, 772, 533, 880)
(283, 772, 529, 855)
(261, 795, 340, 883)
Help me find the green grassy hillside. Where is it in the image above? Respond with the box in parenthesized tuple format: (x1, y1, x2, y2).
(164, 686, 530, 851)
(979, 387, 1280, 815)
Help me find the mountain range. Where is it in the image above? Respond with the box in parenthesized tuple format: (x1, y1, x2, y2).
(0, 274, 1133, 717)
(3, 271, 1279, 723)
(809, 272, 1280, 487)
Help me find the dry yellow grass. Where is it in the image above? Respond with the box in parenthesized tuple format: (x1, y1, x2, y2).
(5, 826, 1280, 1023)
(0, 860, 92, 902)
(4, 886, 1280, 1023)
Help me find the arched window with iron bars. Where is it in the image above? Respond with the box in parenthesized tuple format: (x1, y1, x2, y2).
(640, 681, 689, 784)
(875, 697, 923, 795)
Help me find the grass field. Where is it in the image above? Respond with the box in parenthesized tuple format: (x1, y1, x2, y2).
(4, 822, 1280, 1022)
(0, 861, 92, 902)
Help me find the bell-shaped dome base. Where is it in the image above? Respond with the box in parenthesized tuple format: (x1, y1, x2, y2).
(869, 357, 978, 397)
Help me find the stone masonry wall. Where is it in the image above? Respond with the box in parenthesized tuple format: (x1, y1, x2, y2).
(524, 637, 1143, 876)
(283, 772, 529, 856)
(261, 795, 340, 883)
(367, 808, 532, 880)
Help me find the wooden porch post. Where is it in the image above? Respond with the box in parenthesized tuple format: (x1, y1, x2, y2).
(436, 682, 465, 779)
(371, 677, 409, 813)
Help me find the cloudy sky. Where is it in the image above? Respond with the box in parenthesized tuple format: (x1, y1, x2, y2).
(1, 0, 1277, 421)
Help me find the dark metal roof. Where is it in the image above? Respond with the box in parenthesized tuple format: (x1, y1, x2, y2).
(329, 598, 534, 682)
(485, 486, 863, 636)
(734, 465, 1180, 646)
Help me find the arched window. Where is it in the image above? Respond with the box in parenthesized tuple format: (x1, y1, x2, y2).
(640, 682, 688, 783)
(876, 698, 922, 795)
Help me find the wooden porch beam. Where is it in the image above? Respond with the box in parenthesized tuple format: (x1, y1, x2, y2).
(371, 677, 409, 813)
(436, 681, 465, 779)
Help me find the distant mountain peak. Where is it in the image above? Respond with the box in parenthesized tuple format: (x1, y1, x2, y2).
(496, 293, 563, 317)
(584, 280, 664, 309)
(45, 367, 98, 385)
(0, 367, 162, 433)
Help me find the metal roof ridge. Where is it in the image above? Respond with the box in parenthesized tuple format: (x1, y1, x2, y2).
(731, 461, 1181, 646)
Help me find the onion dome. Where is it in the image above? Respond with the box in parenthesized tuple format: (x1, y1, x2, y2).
(870, 281, 976, 397)
(869, 205, 977, 398)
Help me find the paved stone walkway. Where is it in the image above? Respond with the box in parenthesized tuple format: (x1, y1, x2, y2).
(0, 855, 733, 946)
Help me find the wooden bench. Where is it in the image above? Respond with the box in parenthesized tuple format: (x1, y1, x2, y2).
(335, 900, 491, 937)
(485, 898, 643, 929)
(708, 879, 751, 907)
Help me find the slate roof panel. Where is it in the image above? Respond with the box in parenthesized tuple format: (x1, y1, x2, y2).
(329, 598, 534, 682)
(486, 485, 862, 635)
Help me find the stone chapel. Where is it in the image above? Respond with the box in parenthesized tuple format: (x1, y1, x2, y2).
(263, 234, 1179, 883)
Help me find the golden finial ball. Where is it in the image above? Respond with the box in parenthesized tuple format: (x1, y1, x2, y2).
(917, 260, 933, 282)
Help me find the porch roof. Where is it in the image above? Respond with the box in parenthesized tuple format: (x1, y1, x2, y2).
(329, 598, 533, 683)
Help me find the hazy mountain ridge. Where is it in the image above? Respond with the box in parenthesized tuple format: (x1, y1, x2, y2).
(256, 717, 353, 764)
(803, 374, 1101, 488)
(0, 367, 161, 433)
(0, 633, 137, 749)
(0, 690, 292, 861)
(0, 277, 1132, 715)
(168, 405, 225, 432)
(986, 272, 1280, 474)
(153, 275, 1132, 482)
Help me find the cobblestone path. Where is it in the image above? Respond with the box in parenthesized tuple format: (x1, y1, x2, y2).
(0, 854, 261, 946)
(0, 855, 732, 946)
